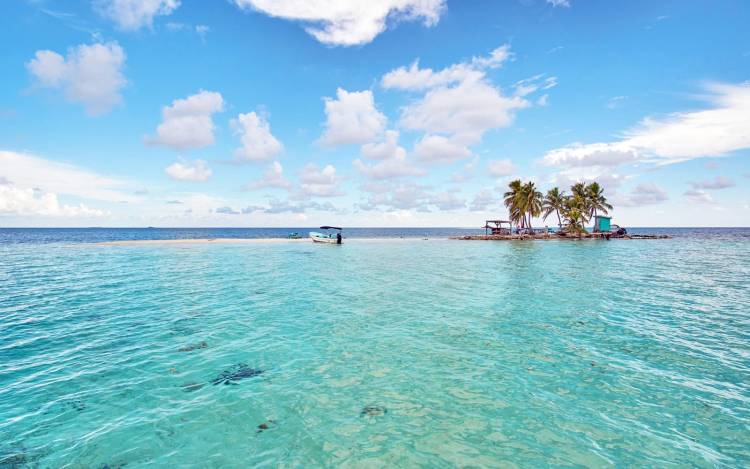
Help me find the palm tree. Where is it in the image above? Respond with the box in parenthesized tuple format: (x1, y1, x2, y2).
(504, 179, 526, 229)
(523, 181, 543, 231)
(542, 187, 566, 228)
(585, 182, 613, 219)
(570, 181, 591, 226)
(561, 197, 587, 234)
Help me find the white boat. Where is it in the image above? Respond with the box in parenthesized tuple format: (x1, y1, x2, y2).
(310, 226, 342, 244)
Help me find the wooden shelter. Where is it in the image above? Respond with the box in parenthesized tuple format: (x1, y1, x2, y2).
(484, 220, 511, 235)
(593, 215, 611, 233)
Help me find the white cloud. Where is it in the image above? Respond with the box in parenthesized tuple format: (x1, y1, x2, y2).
(542, 142, 642, 168)
(614, 183, 669, 207)
(320, 88, 386, 146)
(450, 157, 478, 183)
(298, 163, 342, 197)
(469, 188, 496, 211)
(381, 44, 511, 91)
(231, 0, 445, 46)
(361, 130, 405, 160)
(400, 79, 527, 143)
(537, 94, 549, 106)
(231, 112, 283, 161)
(428, 191, 465, 210)
(149, 90, 224, 150)
(689, 176, 735, 190)
(358, 182, 433, 211)
(27, 42, 126, 116)
(549, 167, 628, 191)
(195, 25, 209, 40)
(544, 82, 750, 171)
(384, 45, 529, 149)
(165, 159, 212, 181)
(261, 198, 337, 214)
(606, 95, 627, 109)
(244, 161, 291, 190)
(683, 189, 715, 205)
(547, 0, 570, 7)
(353, 155, 425, 180)
(513, 74, 557, 97)
(487, 158, 517, 178)
(355, 130, 424, 179)
(0, 150, 134, 202)
(623, 82, 750, 162)
(413, 134, 471, 164)
(95, 0, 180, 31)
(0, 186, 107, 218)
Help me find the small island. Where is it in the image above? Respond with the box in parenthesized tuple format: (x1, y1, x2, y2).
(456, 180, 670, 241)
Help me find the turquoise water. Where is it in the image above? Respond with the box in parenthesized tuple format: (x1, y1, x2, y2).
(1, 235, 749, 467)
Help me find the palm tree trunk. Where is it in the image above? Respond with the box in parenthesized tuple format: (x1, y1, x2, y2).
(556, 209, 561, 228)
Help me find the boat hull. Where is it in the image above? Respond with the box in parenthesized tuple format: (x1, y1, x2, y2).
(309, 232, 338, 244)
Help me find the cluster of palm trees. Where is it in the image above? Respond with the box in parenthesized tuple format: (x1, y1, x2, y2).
(503, 180, 612, 233)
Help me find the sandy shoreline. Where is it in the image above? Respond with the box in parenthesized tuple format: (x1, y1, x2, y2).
(96, 237, 439, 246)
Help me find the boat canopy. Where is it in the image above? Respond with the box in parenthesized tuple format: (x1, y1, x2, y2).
(319, 226, 342, 230)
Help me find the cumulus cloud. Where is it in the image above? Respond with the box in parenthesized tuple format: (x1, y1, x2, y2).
(231, 0, 445, 46)
(683, 189, 715, 204)
(383, 44, 531, 162)
(614, 183, 669, 207)
(428, 191, 465, 210)
(688, 176, 735, 190)
(353, 155, 425, 180)
(27, 42, 126, 116)
(358, 182, 433, 211)
(231, 112, 283, 161)
(542, 142, 642, 168)
(259, 199, 337, 214)
(244, 161, 291, 190)
(320, 88, 386, 146)
(0, 150, 134, 202)
(149, 90, 224, 150)
(0, 186, 108, 218)
(547, 0, 570, 7)
(450, 157, 478, 183)
(355, 130, 424, 179)
(361, 130, 405, 160)
(95, 0, 180, 31)
(487, 158, 517, 178)
(382, 44, 512, 91)
(215, 206, 240, 215)
(469, 188, 496, 211)
(165, 159, 212, 181)
(298, 163, 342, 197)
(413, 134, 471, 164)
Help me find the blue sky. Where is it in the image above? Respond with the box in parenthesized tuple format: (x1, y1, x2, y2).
(1, 0, 749, 227)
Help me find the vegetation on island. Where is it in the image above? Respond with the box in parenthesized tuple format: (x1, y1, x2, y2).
(504, 180, 612, 234)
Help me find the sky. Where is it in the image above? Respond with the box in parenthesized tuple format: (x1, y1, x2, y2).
(1, 0, 749, 227)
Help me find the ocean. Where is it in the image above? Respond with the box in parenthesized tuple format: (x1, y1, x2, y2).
(1, 228, 748, 467)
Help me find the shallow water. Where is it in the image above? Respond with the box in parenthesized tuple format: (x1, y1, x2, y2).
(1, 232, 749, 467)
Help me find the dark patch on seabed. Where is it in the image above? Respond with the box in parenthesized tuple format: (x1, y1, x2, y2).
(178, 341, 208, 352)
(179, 382, 205, 392)
(360, 405, 387, 417)
(256, 420, 276, 433)
(211, 363, 263, 385)
(0, 442, 48, 469)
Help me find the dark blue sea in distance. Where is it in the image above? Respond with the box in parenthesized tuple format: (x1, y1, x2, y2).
(1, 227, 748, 244)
